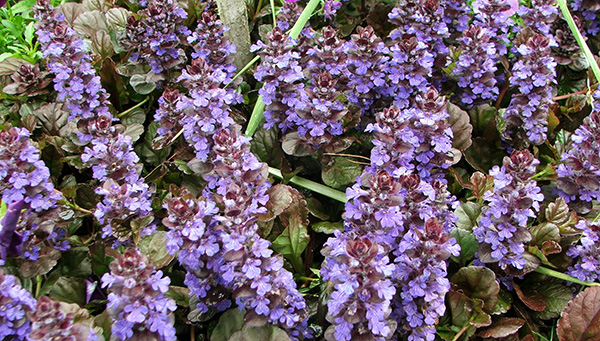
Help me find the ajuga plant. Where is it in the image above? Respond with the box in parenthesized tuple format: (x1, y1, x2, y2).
(503, 0, 558, 147)
(4, 0, 600, 340)
(102, 248, 176, 340)
(121, 0, 190, 74)
(35, 0, 154, 244)
(556, 90, 600, 204)
(0, 268, 36, 340)
(474, 150, 544, 271)
(571, 0, 600, 35)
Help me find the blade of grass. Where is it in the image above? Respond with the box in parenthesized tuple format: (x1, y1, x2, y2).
(268, 167, 348, 203)
(557, 0, 600, 82)
(534, 266, 600, 287)
(244, 0, 321, 137)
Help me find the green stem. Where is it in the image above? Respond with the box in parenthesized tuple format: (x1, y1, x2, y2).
(225, 55, 260, 88)
(35, 275, 42, 298)
(244, 0, 321, 137)
(557, 0, 600, 82)
(268, 167, 348, 203)
(534, 266, 600, 286)
(117, 97, 149, 118)
(270, 0, 276, 27)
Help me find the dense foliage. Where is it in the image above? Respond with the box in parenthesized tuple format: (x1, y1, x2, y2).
(2, 0, 600, 340)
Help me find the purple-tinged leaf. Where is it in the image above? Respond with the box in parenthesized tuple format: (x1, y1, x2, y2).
(558, 286, 600, 341)
(477, 318, 525, 338)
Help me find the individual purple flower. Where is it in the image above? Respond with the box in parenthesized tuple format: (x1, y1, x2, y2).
(122, 0, 190, 74)
(0, 269, 36, 340)
(567, 220, 600, 282)
(556, 91, 600, 204)
(101, 248, 176, 341)
(474, 150, 544, 271)
(28, 296, 99, 340)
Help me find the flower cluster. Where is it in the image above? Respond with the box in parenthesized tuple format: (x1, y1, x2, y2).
(452, 25, 499, 106)
(0, 127, 63, 260)
(122, 0, 190, 74)
(474, 150, 543, 270)
(386, 34, 434, 109)
(518, 0, 558, 35)
(392, 218, 459, 341)
(342, 26, 390, 113)
(253, 26, 308, 131)
(0, 269, 36, 340)
(571, 0, 600, 35)
(552, 11, 587, 66)
(503, 30, 557, 146)
(321, 233, 397, 340)
(101, 248, 176, 340)
(567, 220, 600, 282)
(188, 10, 237, 81)
(35, 1, 153, 243)
(556, 91, 600, 204)
(28, 296, 99, 340)
(366, 88, 454, 178)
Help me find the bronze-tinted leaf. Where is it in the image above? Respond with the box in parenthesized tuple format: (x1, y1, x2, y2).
(477, 318, 525, 338)
(451, 266, 500, 313)
(557, 286, 600, 341)
(514, 281, 546, 312)
(447, 101, 473, 151)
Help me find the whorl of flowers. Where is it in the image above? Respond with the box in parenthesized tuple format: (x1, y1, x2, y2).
(321, 233, 397, 341)
(28, 296, 99, 340)
(388, 0, 449, 58)
(567, 220, 600, 282)
(556, 91, 600, 203)
(101, 248, 176, 340)
(552, 12, 587, 66)
(392, 218, 459, 341)
(571, 0, 600, 35)
(253, 27, 309, 131)
(474, 150, 543, 270)
(122, 0, 190, 74)
(306, 26, 347, 77)
(471, 0, 514, 56)
(503, 30, 557, 146)
(0, 127, 63, 260)
(386, 34, 434, 109)
(188, 10, 237, 81)
(163, 126, 309, 339)
(518, 0, 558, 35)
(444, 0, 470, 34)
(35, 1, 153, 243)
(343, 25, 390, 113)
(1, 63, 52, 97)
(366, 87, 454, 178)
(0, 269, 36, 340)
(452, 24, 499, 106)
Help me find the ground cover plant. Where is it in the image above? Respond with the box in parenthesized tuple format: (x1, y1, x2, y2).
(2, 0, 600, 339)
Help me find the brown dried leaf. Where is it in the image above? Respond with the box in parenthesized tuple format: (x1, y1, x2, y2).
(514, 281, 546, 312)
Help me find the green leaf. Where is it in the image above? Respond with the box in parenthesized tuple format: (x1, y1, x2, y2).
(106, 8, 131, 28)
(130, 73, 157, 95)
(536, 282, 574, 320)
(228, 324, 292, 341)
(281, 131, 316, 157)
(56, 3, 86, 26)
(120, 107, 147, 125)
(557, 286, 600, 341)
(454, 202, 481, 231)
(210, 308, 245, 341)
(165, 286, 190, 307)
(491, 288, 512, 315)
(49, 277, 87, 306)
(310, 221, 344, 234)
(123, 123, 144, 143)
(250, 125, 283, 168)
(72, 10, 109, 37)
(138, 231, 175, 269)
(530, 223, 560, 246)
(450, 228, 478, 266)
(451, 266, 500, 313)
(464, 137, 504, 172)
(270, 186, 310, 273)
(545, 198, 571, 226)
(321, 157, 363, 190)
(268, 167, 347, 203)
(90, 30, 114, 59)
(32, 103, 69, 136)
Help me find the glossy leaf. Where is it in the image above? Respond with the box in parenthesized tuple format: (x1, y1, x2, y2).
(557, 286, 600, 341)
